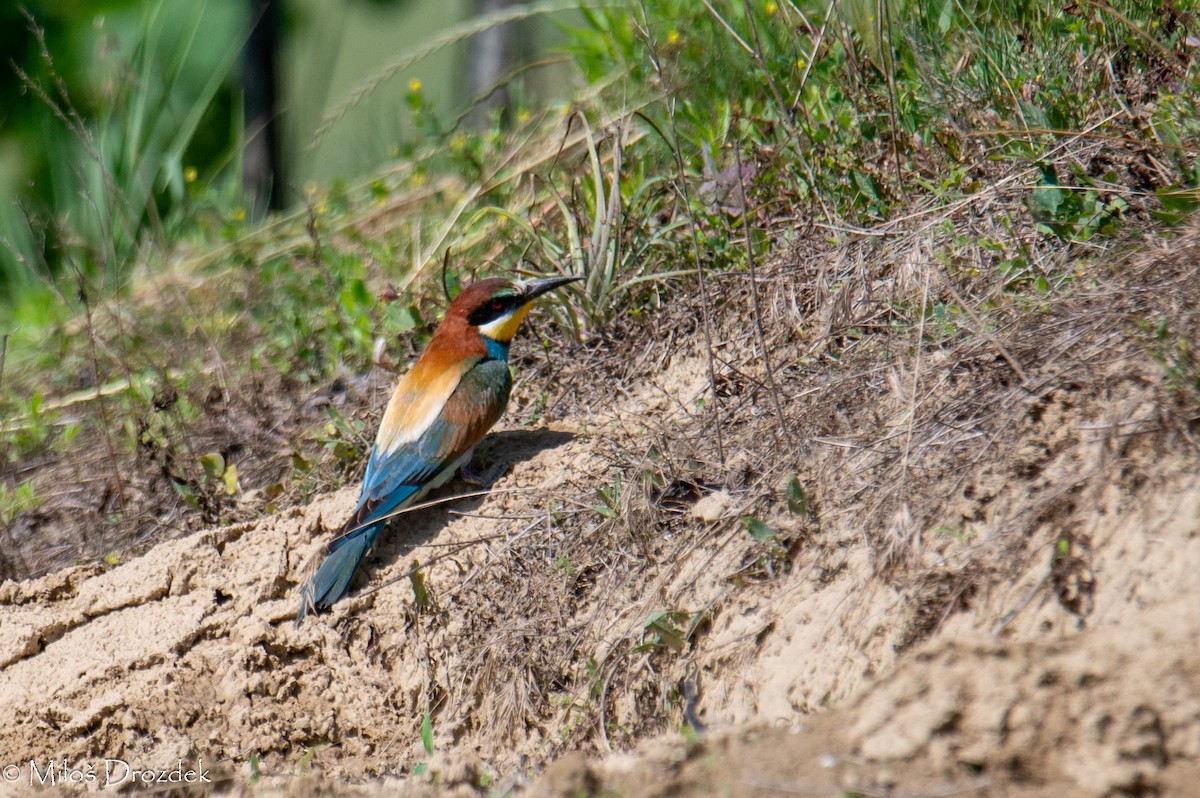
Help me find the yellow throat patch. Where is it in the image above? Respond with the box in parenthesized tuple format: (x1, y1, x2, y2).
(479, 302, 533, 343)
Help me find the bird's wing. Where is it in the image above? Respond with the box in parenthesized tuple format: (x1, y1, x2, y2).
(374, 349, 478, 455)
(343, 358, 513, 537)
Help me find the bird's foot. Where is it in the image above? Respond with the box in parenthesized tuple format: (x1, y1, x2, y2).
(459, 454, 509, 487)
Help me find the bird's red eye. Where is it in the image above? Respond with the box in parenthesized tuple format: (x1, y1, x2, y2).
(490, 299, 505, 311)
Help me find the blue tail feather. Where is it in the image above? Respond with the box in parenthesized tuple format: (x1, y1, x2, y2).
(296, 522, 382, 622)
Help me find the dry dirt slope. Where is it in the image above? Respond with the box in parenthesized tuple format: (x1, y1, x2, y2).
(1, 224, 1200, 797)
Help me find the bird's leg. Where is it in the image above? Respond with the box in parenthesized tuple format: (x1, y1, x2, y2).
(459, 444, 510, 487)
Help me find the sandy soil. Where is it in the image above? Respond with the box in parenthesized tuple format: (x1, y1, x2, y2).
(1, 225, 1199, 797)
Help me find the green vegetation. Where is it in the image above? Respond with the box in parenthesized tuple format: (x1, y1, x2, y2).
(412, 709, 435, 777)
(0, 0, 1197, 577)
(1141, 313, 1200, 396)
(0, 0, 245, 309)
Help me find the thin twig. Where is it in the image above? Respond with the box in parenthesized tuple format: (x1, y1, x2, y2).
(791, 0, 838, 108)
(733, 145, 789, 440)
(940, 280, 1029, 384)
(355, 528, 518, 600)
(324, 486, 539, 546)
(740, 0, 793, 125)
(878, 0, 905, 196)
(992, 572, 1051, 638)
(901, 268, 930, 482)
(1082, 0, 1187, 78)
(698, 0, 754, 54)
(636, 1, 726, 468)
(57, 236, 127, 515)
(0, 329, 9, 396)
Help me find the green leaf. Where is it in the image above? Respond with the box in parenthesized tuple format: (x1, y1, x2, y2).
(741, 516, 775, 542)
(420, 710, 434, 756)
(786, 476, 810, 517)
(61, 423, 82, 446)
(223, 463, 239, 496)
(348, 278, 370, 307)
(937, 0, 954, 33)
(1156, 187, 1198, 216)
(173, 480, 200, 510)
(593, 476, 622, 518)
(410, 560, 429, 608)
(1031, 163, 1064, 217)
(198, 452, 225, 481)
(395, 304, 422, 331)
(643, 610, 686, 653)
(0, 480, 42, 525)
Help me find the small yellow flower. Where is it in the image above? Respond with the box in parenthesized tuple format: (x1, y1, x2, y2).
(183, 166, 198, 183)
(765, 1, 778, 15)
(515, 107, 530, 124)
(232, 207, 246, 222)
(666, 30, 680, 44)
(796, 56, 807, 69)
(450, 132, 467, 151)
(413, 171, 426, 187)
(316, 200, 328, 216)
(408, 78, 422, 93)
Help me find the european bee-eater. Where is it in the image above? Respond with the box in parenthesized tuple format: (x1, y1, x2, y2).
(297, 274, 580, 620)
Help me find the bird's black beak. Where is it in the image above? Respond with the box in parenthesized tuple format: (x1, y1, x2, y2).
(523, 274, 583, 302)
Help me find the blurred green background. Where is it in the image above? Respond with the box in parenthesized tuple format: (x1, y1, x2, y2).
(0, 0, 566, 312)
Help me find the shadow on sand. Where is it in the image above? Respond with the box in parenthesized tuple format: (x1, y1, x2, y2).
(345, 427, 577, 600)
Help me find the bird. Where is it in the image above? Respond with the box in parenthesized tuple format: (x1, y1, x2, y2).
(296, 274, 581, 620)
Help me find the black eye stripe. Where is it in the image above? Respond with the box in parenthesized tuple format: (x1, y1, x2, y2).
(468, 294, 522, 327)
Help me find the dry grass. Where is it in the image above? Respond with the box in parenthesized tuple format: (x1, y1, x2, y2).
(412, 192, 1200, 752)
(1, 147, 1198, 794)
(10, 137, 1198, 758)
